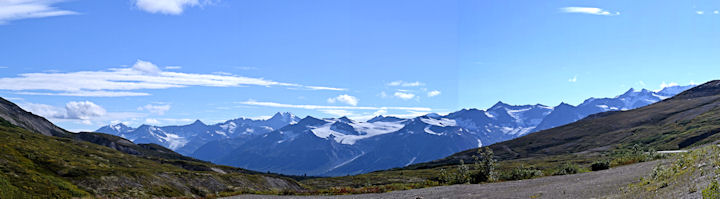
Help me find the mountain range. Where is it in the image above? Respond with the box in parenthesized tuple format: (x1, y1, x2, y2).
(419, 80, 720, 169)
(96, 85, 694, 176)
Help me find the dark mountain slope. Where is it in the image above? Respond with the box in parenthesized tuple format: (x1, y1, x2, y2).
(0, 97, 69, 137)
(414, 80, 720, 168)
(0, 98, 303, 198)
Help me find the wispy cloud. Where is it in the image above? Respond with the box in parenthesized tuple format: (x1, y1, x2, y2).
(387, 80, 425, 87)
(427, 90, 441, 97)
(138, 104, 171, 115)
(696, 11, 705, 15)
(0, 59, 343, 97)
(393, 92, 415, 100)
(18, 101, 142, 125)
(561, 7, 620, 16)
(238, 100, 433, 120)
(133, 0, 210, 15)
(237, 100, 431, 112)
(305, 86, 346, 91)
(568, 76, 577, 83)
(0, 0, 79, 24)
(327, 94, 358, 106)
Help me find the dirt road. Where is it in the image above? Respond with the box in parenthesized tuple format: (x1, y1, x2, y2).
(226, 160, 661, 199)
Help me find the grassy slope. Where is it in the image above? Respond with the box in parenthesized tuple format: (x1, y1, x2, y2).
(0, 119, 303, 198)
(623, 145, 720, 198)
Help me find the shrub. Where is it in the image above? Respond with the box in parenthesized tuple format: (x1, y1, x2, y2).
(591, 160, 610, 171)
(501, 166, 543, 181)
(703, 181, 720, 199)
(454, 160, 470, 184)
(470, 147, 496, 183)
(553, 163, 580, 176)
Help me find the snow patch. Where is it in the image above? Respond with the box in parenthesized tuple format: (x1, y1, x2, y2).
(310, 121, 405, 145)
(419, 117, 457, 127)
(424, 126, 443, 135)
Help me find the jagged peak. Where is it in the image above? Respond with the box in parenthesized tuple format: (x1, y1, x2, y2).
(190, 119, 206, 126)
(337, 116, 353, 123)
(297, 116, 326, 126)
(490, 101, 510, 110)
(268, 112, 298, 121)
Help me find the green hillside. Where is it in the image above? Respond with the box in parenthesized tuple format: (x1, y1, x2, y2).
(0, 116, 302, 198)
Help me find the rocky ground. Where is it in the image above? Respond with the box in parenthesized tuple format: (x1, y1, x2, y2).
(227, 160, 663, 199)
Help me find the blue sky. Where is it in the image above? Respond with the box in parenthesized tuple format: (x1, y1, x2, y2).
(0, 0, 718, 131)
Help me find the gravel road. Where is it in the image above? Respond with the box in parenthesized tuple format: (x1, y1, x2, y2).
(226, 160, 661, 199)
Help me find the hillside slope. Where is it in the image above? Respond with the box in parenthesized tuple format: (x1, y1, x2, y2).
(0, 98, 303, 198)
(415, 80, 720, 168)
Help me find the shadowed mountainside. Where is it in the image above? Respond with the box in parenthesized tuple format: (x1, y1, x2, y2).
(410, 80, 720, 169)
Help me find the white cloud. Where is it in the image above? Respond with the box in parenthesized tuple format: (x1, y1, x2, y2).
(19, 101, 109, 124)
(660, 82, 679, 88)
(65, 101, 107, 120)
(237, 100, 431, 112)
(568, 76, 577, 82)
(427, 90, 441, 97)
(305, 86, 346, 91)
(16, 90, 151, 97)
(19, 101, 145, 126)
(132, 59, 162, 75)
(19, 102, 66, 119)
(133, 0, 208, 15)
(0, 59, 343, 97)
(697, 11, 705, 15)
(714, 10, 719, 14)
(388, 80, 425, 87)
(0, 0, 79, 24)
(394, 92, 415, 100)
(327, 94, 358, 106)
(372, 108, 388, 116)
(138, 104, 171, 115)
(164, 66, 182, 70)
(319, 109, 355, 117)
(561, 7, 620, 16)
(144, 118, 160, 125)
(379, 91, 388, 98)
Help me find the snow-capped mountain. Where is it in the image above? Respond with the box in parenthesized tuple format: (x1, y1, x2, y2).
(96, 112, 301, 155)
(96, 85, 694, 176)
(532, 85, 694, 132)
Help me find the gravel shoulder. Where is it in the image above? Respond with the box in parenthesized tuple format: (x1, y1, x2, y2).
(226, 160, 662, 199)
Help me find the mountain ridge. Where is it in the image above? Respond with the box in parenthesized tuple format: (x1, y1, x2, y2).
(94, 85, 694, 176)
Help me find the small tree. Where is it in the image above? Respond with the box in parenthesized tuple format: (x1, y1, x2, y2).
(456, 160, 471, 184)
(439, 168, 451, 184)
(470, 147, 496, 183)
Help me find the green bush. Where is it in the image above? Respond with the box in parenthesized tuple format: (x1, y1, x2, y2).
(470, 147, 496, 183)
(553, 163, 580, 176)
(591, 160, 610, 171)
(703, 181, 720, 199)
(501, 166, 543, 181)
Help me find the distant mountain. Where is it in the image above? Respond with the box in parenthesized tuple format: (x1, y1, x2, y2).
(96, 112, 301, 155)
(418, 81, 720, 169)
(533, 86, 694, 132)
(97, 85, 694, 176)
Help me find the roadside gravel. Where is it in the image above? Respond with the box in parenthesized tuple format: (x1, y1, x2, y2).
(226, 160, 662, 199)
